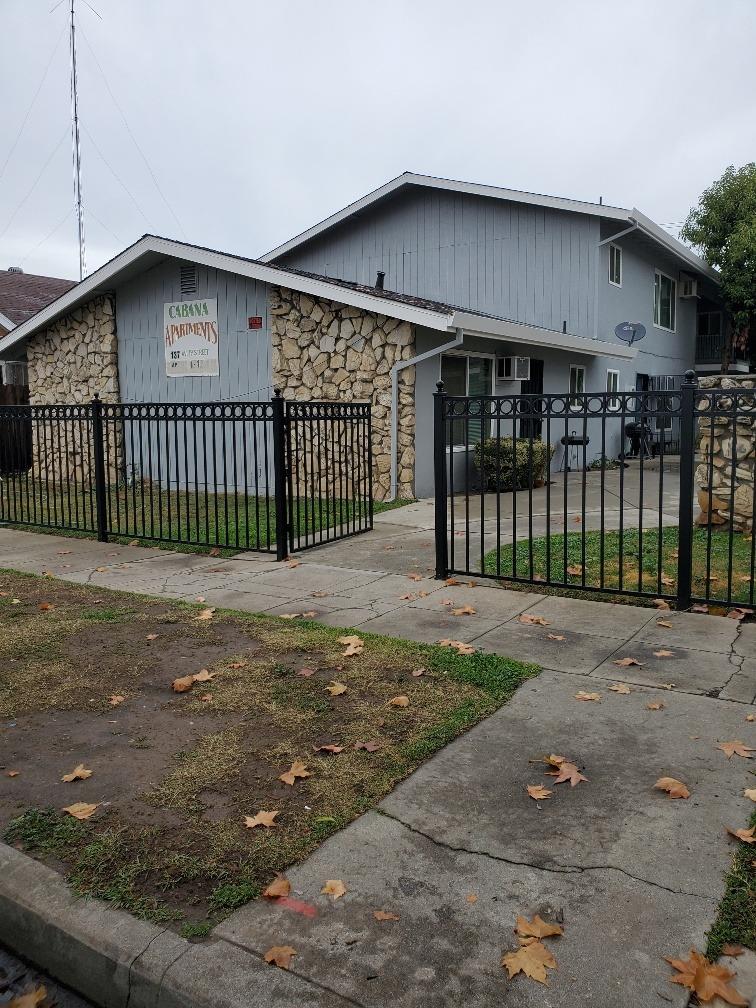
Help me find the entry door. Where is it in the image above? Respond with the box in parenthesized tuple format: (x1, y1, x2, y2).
(519, 359, 544, 439)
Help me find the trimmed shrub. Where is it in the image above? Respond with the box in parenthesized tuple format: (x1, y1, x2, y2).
(473, 437, 554, 491)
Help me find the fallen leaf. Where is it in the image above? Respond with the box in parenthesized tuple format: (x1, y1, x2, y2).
(656, 619, 673, 628)
(466, 893, 478, 903)
(311, 590, 331, 598)
(646, 701, 665, 710)
(545, 758, 588, 787)
(62, 802, 98, 820)
(199, 693, 213, 702)
(108, 694, 125, 706)
(276, 896, 317, 918)
(747, 714, 756, 722)
(613, 657, 645, 667)
(325, 681, 348, 696)
(354, 740, 381, 752)
(717, 740, 756, 759)
(209, 547, 221, 557)
(301, 611, 318, 618)
(399, 593, 417, 601)
(321, 879, 347, 900)
(445, 578, 461, 586)
(566, 565, 583, 576)
(244, 810, 279, 829)
(665, 948, 748, 1005)
(280, 760, 311, 785)
(691, 603, 710, 613)
(145, 633, 158, 641)
(438, 598, 455, 606)
(389, 695, 410, 708)
(38, 602, 54, 611)
(502, 937, 557, 985)
(373, 910, 400, 921)
(195, 596, 206, 602)
(515, 914, 564, 939)
(262, 874, 291, 898)
(660, 683, 676, 690)
(411, 668, 426, 677)
(547, 633, 566, 641)
(526, 784, 553, 800)
(406, 573, 423, 581)
(518, 614, 549, 626)
(743, 789, 756, 802)
(655, 777, 690, 799)
(609, 683, 632, 694)
(194, 607, 216, 621)
(279, 613, 300, 620)
(297, 667, 315, 677)
(728, 608, 753, 621)
(314, 744, 345, 754)
(192, 669, 216, 683)
(574, 691, 601, 702)
(722, 944, 746, 957)
(452, 605, 476, 616)
(573, 515, 582, 523)
(653, 650, 676, 658)
(61, 763, 92, 783)
(264, 945, 296, 969)
(653, 599, 672, 610)
(8, 986, 48, 1008)
(727, 826, 756, 844)
(338, 634, 364, 657)
(172, 674, 197, 693)
(437, 638, 476, 655)
(6, 770, 19, 777)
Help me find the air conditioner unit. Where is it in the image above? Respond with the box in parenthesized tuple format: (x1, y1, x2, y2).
(497, 356, 530, 381)
(679, 275, 699, 299)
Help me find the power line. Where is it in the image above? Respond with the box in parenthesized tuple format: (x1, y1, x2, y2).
(0, 21, 67, 184)
(0, 126, 69, 243)
(83, 202, 127, 246)
(18, 207, 75, 267)
(82, 124, 155, 228)
(79, 27, 187, 239)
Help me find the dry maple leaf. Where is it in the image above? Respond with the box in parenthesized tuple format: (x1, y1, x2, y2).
(691, 603, 710, 613)
(145, 633, 158, 641)
(565, 565, 583, 576)
(172, 674, 197, 693)
(373, 910, 400, 921)
(6, 770, 19, 777)
(338, 634, 364, 657)
(646, 701, 665, 710)
(717, 741, 756, 759)
(209, 547, 221, 557)
(546, 760, 588, 787)
(244, 810, 279, 829)
(526, 784, 553, 801)
(653, 649, 675, 658)
(466, 893, 478, 904)
(389, 695, 410, 708)
(660, 574, 675, 586)
(665, 947, 748, 1005)
(747, 714, 756, 722)
(61, 763, 92, 783)
(609, 683, 632, 694)
(728, 608, 752, 620)
(515, 914, 564, 939)
(727, 826, 756, 844)
(194, 607, 216, 621)
(8, 986, 48, 1008)
(262, 874, 291, 899)
(502, 937, 557, 985)
(547, 633, 566, 641)
(321, 879, 347, 900)
(192, 669, 216, 684)
(300, 611, 318, 618)
(452, 605, 476, 616)
(744, 788, 756, 802)
(655, 777, 690, 799)
(657, 619, 673, 628)
(38, 602, 53, 611)
(314, 743, 345, 754)
(722, 944, 746, 957)
(264, 945, 296, 969)
(574, 691, 601, 702)
(406, 573, 423, 582)
(411, 668, 426, 677)
(325, 681, 348, 696)
(279, 760, 311, 785)
(399, 593, 417, 601)
(62, 802, 98, 820)
(613, 657, 645, 667)
(108, 694, 125, 706)
(354, 740, 381, 752)
(653, 599, 672, 610)
(660, 683, 676, 690)
(437, 639, 476, 655)
(279, 613, 300, 620)
(518, 614, 549, 626)
(438, 598, 455, 606)
(445, 577, 461, 585)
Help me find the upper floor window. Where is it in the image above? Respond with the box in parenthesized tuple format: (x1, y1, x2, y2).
(653, 270, 676, 331)
(569, 364, 586, 410)
(609, 244, 622, 286)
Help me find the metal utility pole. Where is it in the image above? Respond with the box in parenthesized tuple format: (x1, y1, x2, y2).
(69, 0, 86, 279)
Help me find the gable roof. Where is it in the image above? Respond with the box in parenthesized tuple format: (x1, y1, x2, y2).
(0, 268, 76, 327)
(0, 233, 635, 362)
(261, 171, 719, 282)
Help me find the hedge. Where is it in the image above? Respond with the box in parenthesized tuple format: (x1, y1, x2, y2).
(473, 437, 554, 491)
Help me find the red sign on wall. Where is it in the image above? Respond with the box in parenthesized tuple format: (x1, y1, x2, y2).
(248, 316, 263, 329)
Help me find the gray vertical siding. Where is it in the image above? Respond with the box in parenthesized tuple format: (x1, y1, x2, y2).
(277, 187, 599, 337)
(116, 257, 272, 404)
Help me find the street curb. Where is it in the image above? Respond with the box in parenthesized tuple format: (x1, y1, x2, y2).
(0, 843, 350, 1008)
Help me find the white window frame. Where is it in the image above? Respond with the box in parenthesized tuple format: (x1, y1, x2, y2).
(609, 244, 622, 287)
(606, 368, 620, 411)
(653, 269, 677, 332)
(569, 364, 586, 411)
(439, 351, 496, 449)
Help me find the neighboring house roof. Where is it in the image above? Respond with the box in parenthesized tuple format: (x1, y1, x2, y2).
(0, 268, 76, 327)
(261, 171, 719, 282)
(0, 234, 635, 362)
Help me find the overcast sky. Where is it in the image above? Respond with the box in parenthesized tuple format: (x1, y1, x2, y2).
(1, 0, 754, 281)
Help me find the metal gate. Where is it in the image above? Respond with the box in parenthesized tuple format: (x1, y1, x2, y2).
(434, 372, 756, 609)
(0, 391, 372, 559)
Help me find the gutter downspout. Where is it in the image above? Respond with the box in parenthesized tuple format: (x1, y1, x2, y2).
(389, 326, 464, 501)
(593, 222, 639, 339)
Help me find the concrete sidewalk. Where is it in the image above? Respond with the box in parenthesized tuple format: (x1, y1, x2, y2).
(1, 525, 756, 1006)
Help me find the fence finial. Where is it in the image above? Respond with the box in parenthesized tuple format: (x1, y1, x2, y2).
(683, 369, 698, 385)
(435, 381, 445, 393)
(274, 387, 283, 398)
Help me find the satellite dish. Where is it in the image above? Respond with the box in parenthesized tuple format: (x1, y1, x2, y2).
(614, 321, 647, 346)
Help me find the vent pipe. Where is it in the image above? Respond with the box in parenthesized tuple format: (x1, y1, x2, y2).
(375, 270, 385, 290)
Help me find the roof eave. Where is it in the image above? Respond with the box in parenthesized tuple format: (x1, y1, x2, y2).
(452, 311, 637, 360)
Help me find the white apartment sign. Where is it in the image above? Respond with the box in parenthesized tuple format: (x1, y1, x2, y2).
(164, 298, 219, 377)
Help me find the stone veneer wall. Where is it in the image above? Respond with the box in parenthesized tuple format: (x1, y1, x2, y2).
(695, 374, 756, 532)
(270, 286, 416, 500)
(26, 294, 119, 404)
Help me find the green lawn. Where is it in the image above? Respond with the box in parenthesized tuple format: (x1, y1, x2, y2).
(0, 481, 411, 554)
(484, 526, 755, 605)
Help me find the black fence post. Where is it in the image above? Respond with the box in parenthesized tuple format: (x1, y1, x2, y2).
(676, 369, 698, 610)
(90, 394, 109, 543)
(272, 388, 290, 562)
(434, 381, 449, 579)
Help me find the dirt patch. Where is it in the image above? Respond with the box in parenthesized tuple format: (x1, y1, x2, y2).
(0, 568, 537, 937)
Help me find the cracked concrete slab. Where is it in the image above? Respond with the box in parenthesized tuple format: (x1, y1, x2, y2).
(472, 623, 623, 674)
(627, 610, 741, 653)
(357, 607, 502, 644)
(512, 593, 658, 638)
(590, 641, 738, 695)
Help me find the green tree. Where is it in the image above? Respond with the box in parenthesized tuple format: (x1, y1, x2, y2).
(681, 164, 756, 372)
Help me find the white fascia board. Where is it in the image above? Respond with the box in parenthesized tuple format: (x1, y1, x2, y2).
(0, 311, 15, 333)
(261, 172, 631, 261)
(452, 311, 637, 360)
(630, 210, 720, 283)
(0, 235, 456, 357)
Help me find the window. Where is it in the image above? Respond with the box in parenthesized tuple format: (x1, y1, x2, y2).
(609, 244, 622, 286)
(569, 364, 585, 410)
(440, 353, 494, 446)
(653, 270, 676, 331)
(606, 369, 620, 410)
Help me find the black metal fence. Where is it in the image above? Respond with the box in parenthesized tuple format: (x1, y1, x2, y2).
(434, 371, 756, 609)
(0, 392, 373, 559)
